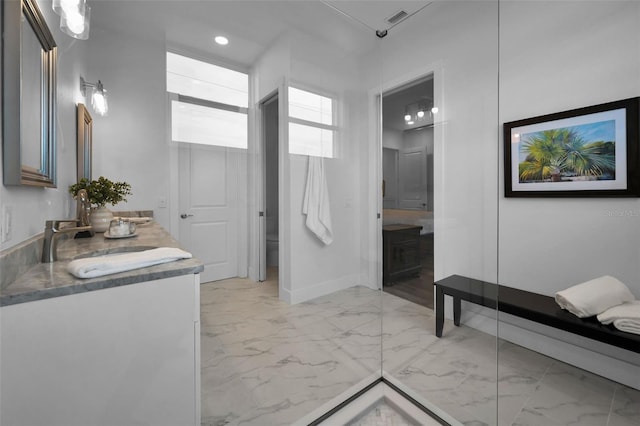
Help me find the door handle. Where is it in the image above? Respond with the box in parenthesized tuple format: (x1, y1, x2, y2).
(180, 213, 194, 219)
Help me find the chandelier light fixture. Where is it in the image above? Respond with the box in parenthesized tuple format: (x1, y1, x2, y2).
(403, 101, 438, 125)
(80, 77, 108, 116)
(52, 0, 91, 40)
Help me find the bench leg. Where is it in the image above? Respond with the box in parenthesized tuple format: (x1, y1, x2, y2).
(435, 286, 444, 337)
(453, 297, 461, 326)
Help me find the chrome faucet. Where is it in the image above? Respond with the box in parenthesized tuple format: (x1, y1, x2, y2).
(41, 220, 92, 262)
(77, 188, 91, 227)
(41, 189, 94, 262)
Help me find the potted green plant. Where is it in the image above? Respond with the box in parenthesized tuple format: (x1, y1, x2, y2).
(69, 177, 132, 233)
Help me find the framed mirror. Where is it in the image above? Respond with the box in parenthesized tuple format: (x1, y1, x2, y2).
(2, 0, 57, 187)
(77, 104, 92, 182)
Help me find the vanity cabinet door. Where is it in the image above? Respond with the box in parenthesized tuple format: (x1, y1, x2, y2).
(383, 224, 423, 285)
(0, 275, 200, 426)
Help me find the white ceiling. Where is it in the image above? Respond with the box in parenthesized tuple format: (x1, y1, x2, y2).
(89, 1, 433, 130)
(89, 0, 432, 67)
(324, 1, 432, 33)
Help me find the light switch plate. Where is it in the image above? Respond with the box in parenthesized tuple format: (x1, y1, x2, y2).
(1, 205, 12, 243)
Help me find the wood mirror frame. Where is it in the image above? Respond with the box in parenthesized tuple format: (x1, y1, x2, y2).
(2, 0, 57, 187)
(77, 104, 93, 182)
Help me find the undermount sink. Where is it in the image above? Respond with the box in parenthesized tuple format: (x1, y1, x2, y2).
(73, 246, 158, 260)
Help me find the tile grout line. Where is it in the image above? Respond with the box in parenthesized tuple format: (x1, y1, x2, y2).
(605, 385, 618, 426)
(509, 359, 554, 425)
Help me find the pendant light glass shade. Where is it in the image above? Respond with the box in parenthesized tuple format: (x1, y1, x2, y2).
(61, 5, 91, 40)
(54, 0, 91, 40)
(91, 81, 108, 116)
(52, 0, 74, 15)
(80, 77, 108, 116)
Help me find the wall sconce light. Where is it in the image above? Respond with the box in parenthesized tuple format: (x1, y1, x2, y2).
(52, 0, 91, 40)
(80, 77, 108, 116)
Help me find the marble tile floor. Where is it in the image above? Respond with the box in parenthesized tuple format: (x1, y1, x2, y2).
(346, 402, 415, 426)
(200, 274, 640, 426)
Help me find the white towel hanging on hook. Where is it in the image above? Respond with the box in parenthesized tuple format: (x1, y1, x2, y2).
(303, 155, 333, 245)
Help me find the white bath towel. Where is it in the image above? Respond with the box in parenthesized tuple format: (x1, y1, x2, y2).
(554, 275, 635, 318)
(302, 156, 333, 245)
(611, 319, 640, 335)
(597, 300, 640, 335)
(67, 247, 193, 279)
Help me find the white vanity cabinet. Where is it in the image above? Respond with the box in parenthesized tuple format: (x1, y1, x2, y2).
(1, 274, 201, 426)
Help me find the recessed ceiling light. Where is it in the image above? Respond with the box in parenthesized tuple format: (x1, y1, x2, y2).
(214, 36, 229, 46)
(407, 121, 414, 125)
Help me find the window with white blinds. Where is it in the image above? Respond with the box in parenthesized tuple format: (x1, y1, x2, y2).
(167, 52, 248, 149)
(288, 86, 336, 158)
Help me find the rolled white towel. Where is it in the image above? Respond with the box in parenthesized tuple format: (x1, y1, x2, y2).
(597, 300, 640, 335)
(67, 247, 192, 279)
(611, 319, 640, 335)
(597, 300, 640, 324)
(554, 275, 635, 318)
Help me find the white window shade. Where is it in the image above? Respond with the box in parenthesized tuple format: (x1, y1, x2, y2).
(288, 87, 333, 125)
(288, 86, 336, 158)
(167, 52, 248, 108)
(172, 101, 247, 149)
(289, 122, 333, 158)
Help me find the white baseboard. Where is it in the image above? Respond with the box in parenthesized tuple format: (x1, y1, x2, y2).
(287, 273, 361, 304)
(460, 304, 640, 390)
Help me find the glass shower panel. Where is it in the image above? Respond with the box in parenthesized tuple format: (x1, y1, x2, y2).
(377, 1, 500, 425)
(283, 4, 385, 422)
(195, 2, 383, 424)
(498, 2, 640, 425)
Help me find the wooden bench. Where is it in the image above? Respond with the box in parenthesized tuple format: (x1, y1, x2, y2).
(434, 274, 640, 353)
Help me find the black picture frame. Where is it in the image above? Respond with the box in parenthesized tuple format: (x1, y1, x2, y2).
(504, 97, 639, 197)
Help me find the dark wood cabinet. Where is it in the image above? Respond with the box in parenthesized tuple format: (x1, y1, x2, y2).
(382, 224, 422, 285)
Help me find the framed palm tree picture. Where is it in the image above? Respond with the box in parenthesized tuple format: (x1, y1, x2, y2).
(504, 97, 639, 197)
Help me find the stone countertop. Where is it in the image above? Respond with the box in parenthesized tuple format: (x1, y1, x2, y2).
(0, 222, 203, 307)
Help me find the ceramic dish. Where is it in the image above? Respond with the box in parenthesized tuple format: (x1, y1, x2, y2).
(113, 217, 153, 225)
(104, 230, 138, 239)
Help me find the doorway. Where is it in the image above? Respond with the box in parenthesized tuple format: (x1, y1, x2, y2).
(259, 93, 279, 282)
(178, 143, 240, 283)
(381, 76, 435, 309)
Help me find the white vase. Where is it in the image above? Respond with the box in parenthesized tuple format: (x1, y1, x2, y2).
(90, 206, 113, 233)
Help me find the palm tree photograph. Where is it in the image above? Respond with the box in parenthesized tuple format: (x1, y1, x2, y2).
(518, 120, 616, 184)
(505, 97, 639, 197)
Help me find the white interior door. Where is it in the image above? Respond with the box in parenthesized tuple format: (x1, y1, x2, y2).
(382, 147, 399, 209)
(399, 147, 428, 209)
(178, 143, 239, 283)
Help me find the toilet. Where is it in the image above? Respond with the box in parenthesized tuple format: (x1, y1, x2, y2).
(266, 233, 279, 266)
